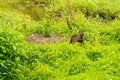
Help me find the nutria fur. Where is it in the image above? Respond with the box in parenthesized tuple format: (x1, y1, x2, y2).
(70, 31, 84, 43)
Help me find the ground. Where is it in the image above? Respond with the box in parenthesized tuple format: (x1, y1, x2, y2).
(26, 33, 68, 44)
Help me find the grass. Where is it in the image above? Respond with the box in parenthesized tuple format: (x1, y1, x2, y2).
(0, 0, 120, 80)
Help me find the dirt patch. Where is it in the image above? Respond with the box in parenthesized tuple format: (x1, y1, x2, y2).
(26, 33, 67, 44)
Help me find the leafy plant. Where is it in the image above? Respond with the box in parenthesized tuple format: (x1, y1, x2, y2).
(0, 28, 28, 80)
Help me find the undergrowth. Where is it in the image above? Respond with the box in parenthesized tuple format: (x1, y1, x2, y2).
(0, 0, 120, 80)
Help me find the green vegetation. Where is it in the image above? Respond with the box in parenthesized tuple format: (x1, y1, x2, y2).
(0, 0, 120, 80)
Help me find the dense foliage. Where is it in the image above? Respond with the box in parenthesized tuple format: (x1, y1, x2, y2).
(0, 0, 120, 80)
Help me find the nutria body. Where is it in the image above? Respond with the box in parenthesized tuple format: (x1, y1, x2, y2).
(70, 31, 84, 43)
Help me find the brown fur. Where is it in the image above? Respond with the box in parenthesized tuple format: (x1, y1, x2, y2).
(70, 31, 84, 43)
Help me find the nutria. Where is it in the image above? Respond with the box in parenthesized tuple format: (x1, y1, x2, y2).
(70, 31, 84, 43)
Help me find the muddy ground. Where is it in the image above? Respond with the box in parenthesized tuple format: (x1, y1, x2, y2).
(26, 33, 68, 44)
